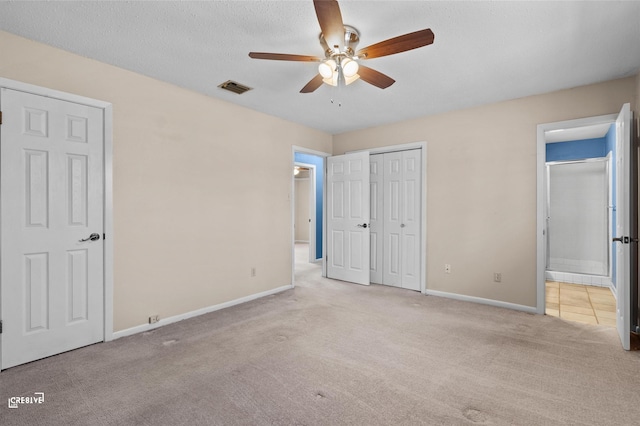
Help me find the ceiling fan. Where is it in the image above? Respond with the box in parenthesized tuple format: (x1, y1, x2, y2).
(248, 0, 435, 93)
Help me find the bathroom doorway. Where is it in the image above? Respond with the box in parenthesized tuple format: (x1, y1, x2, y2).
(543, 121, 616, 327)
(537, 104, 636, 350)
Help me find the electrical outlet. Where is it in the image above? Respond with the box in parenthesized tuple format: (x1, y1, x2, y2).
(494, 273, 502, 283)
(251, 267, 256, 277)
(445, 264, 451, 274)
(149, 315, 159, 324)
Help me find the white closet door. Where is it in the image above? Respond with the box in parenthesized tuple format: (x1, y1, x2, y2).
(400, 149, 422, 290)
(383, 152, 403, 287)
(382, 149, 422, 290)
(369, 154, 384, 284)
(327, 152, 370, 285)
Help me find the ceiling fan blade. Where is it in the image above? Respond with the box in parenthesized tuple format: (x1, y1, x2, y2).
(249, 52, 321, 62)
(356, 29, 435, 59)
(357, 65, 395, 89)
(300, 74, 325, 93)
(314, 0, 344, 53)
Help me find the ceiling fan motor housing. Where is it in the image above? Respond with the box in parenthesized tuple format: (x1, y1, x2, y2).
(320, 25, 360, 58)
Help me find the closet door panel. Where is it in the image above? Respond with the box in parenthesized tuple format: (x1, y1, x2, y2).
(401, 149, 422, 290)
(383, 152, 403, 287)
(369, 155, 384, 284)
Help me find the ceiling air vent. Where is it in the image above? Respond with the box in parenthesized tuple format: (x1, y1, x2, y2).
(218, 80, 253, 95)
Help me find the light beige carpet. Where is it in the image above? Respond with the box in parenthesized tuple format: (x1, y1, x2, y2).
(1, 248, 639, 425)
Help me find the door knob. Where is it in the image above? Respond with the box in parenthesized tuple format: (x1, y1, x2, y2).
(79, 233, 100, 242)
(400, 224, 406, 228)
(357, 223, 368, 228)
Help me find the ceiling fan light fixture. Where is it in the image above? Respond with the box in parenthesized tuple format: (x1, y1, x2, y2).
(318, 59, 336, 79)
(344, 73, 360, 86)
(341, 58, 359, 78)
(323, 74, 339, 87)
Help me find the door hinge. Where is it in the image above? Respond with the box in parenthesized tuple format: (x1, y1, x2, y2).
(0, 320, 3, 334)
(0, 111, 3, 125)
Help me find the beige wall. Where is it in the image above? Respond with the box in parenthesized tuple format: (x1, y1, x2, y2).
(0, 31, 332, 332)
(334, 77, 637, 308)
(1, 29, 638, 329)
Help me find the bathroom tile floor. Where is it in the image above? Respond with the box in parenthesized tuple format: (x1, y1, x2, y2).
(545, 281, 616, 327)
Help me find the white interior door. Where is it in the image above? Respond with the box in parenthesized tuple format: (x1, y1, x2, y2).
(382, 150, 421, 290)
(614, 103, 631, 350)
(383, 152, 404, 287)
(1, 88, 105, 369)
(399, 149, 422, 290)
(327, 152, 370, 285)
(369, 154, 383, 284)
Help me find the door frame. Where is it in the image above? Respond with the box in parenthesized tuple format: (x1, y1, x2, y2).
(347, 141, 428, 293)
(294, 161, 317, 262)
(536, 113, 617, 314)
(0, 77, 114, 368)
(291, 146, 330, 286)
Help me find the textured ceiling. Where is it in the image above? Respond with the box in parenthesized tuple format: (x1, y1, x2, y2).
(1, 1, 639, 135)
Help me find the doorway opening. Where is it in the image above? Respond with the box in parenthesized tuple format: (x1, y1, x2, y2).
(542, 118, 617, 327)
(537, 104, 635, 350)
(294, 163, 315, 262)
(291, 147, 329, 286)
(545, 152, 616, 326)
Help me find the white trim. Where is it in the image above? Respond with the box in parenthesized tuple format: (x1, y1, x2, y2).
(346, 141, 428, 293)
(113, 284, 293, 339)
(292, 146, 331, 158)
(607, 151, 613, 284)
(0, 78, 114, 361)
(536, 114, 617, 315)
(0, 78, 111, 109)
(364, 141, 428, 155)
(421, 144, 428, 295)
(610, 282, 618, 300)
(103, 103, 114, 341)
(425, 289, 537, 314)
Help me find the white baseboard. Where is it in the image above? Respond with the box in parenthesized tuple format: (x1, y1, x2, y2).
(424, 289, 537, 314)
(112, 284, 293, 340)
(610, 283, 618, 300)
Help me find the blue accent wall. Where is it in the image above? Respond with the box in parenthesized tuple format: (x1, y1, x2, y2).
(295, 152, 324, 260)
(546, 137, 606, 162)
